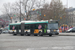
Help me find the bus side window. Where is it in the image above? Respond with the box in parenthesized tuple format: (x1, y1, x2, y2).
(35, 25, 38, 29)
(42, 25, 47, 29)
(25, 25, 30, 29)
(19, 25, 21, 29)
(15, 25, 17, 30)
(45, 25, 46, 28)
(10, 25, 13, 30)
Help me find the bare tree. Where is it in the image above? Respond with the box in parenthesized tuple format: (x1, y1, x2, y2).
(38, 3, 50, 20)
(2, 0, 46, 21)
(14, 0, 46, 20)
(39, 0, 66, 25)
(2, 3, 12, 22)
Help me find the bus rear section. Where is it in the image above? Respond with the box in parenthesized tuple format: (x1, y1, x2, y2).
(9, 24, 21, 35)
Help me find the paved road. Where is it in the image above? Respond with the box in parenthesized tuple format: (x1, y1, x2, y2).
(59, 33, 75, 36)
(0, 33, 75, 50)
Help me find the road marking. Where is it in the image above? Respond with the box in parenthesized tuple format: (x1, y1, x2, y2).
(26, 48, 35, 50)
(18, 46, 74, 50)
(18, 49, 21, 50)
(52, 46, 74, 49)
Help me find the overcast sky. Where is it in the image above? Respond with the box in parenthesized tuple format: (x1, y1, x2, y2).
(0, 0, 75, 15)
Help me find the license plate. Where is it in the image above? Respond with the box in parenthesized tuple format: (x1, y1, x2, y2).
(54, 30, 56, 32)
(25, 30, 28, 31)
(12, 30, 15, 31)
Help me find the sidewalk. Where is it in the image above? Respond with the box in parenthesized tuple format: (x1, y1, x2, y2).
(59, 33, 75, 36)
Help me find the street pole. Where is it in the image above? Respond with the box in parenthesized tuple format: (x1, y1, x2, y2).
(66, 0, 68, 25)
(20, 0, 21, 22)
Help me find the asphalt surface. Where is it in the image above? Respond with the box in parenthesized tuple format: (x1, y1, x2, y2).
(0, 33, 75, 50)
(59, 33, 75, 36)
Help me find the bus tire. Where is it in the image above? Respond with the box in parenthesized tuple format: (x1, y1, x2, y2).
(26, 34, 31, 36)
(49, 34, 52, 36)
(21, 34, 24, 36)
(13, 34, 17, 36)
(55, 33, 59, 35)
(25, 33, 30, 36)
(34, 34, 38, 36)
(39, 33, 43, 36)
(28, 34, 30, 36)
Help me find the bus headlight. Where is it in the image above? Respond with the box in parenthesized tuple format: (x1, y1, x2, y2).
(19, 30, 21, 32)
(57, 30, 59, 33)
(39, 30, 42, 32)
(27, 30, 30, 32)
(47, 30, 50, 33)
(14, 30, 16, 32)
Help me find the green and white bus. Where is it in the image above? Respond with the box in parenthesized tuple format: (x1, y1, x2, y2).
(9, 20, 59, 36)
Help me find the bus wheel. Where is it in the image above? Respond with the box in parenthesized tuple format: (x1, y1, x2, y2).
(21, 34, 24, 36)
(28, 34, 30, 36)
(39, 33, 43, 36)
(49, 34, 52, 36)
(13, 34, 17, 36)
(34, 34, 38, 36)
(55, 33, 59, 35)
(25, 33, 30, 36)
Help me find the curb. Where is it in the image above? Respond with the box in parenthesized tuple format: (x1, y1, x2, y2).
(59, 33, 75, 36)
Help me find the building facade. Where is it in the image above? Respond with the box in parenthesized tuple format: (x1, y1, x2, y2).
(67, 8, 75, 26)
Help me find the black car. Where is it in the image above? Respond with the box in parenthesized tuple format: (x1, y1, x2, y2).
(66, 27, 75, 33)
(0, 29, 2, 34)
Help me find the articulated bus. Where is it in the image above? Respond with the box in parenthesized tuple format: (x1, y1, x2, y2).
(9, 20, 59, 36)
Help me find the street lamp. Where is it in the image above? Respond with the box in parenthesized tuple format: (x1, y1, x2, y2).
(20, 0, 21, 22)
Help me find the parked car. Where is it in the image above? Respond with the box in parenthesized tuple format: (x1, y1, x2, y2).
(2, 30, 9, 33)
(66, 27, 75, 33)
(0, 29, 2, 34)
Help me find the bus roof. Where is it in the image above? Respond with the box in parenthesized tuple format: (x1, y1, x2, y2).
(9, 20, 48, 25)
(25, 21, 48, 24)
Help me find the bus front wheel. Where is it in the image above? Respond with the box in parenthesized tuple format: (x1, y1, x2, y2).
(25, 33, 30, 36)
(39, 33, 43, 36)
(34, 34, 38, 36)
(13, 34, 17, 36)
(20, 34, 24, 36)
(49, 34, 52, 36)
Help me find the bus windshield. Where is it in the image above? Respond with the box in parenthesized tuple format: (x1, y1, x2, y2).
(48, 23, 58, 30)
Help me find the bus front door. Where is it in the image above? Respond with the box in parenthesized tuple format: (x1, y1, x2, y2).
(30, 24, 34, 34)
(21, 23, 24, 36)
(16, 25, 19, 34)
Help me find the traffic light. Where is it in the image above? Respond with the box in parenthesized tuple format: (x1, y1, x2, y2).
(14, 15, 16, 16)
(44, 14, 46, 16)
(11, 17, 12, 19)
(25, 11, 26, 13)
(33, 9, 35, 11)
(24, 18, 26, 20)
(40, 14, 41, 15)
(60, 17, 62, 19)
